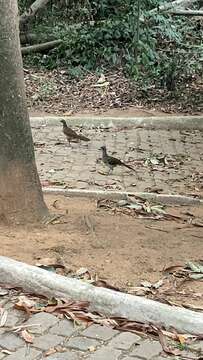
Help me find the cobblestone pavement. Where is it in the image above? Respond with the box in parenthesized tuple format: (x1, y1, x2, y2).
(32, 124, 203, 195)
(0, 291, 202, 359)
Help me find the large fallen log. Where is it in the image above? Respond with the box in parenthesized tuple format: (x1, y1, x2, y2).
(0, 256, 202, 335)
(21, 39, 62, 54)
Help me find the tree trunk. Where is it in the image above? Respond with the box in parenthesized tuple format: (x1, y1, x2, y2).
(0, 0, 49, 224)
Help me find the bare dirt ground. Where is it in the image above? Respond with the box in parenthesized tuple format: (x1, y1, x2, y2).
(1, 195, 202, 307)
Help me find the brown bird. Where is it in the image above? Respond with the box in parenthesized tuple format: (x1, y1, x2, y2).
(60, 120, 90, 145)
(100, 146, 135, 174)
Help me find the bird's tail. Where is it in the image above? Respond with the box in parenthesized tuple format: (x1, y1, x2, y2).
(123, 163, 135, 171)
(78, 134, 90, 142)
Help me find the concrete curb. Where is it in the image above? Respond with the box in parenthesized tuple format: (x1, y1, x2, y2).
(0, 256, 202, 335)
(30, 115, 203, 130)
(43, 187, 203, 206)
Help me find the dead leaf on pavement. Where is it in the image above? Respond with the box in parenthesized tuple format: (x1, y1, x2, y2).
(21, 329, 34, 343)
(45, 348, 56, 356)
(88, 345, 96, 352)
(0, 289, 9, 296)
(16, 295, 36, 308)
(1, 350, 12, 355)
(0, 309, 8, 327)
(158, 328, 182, 356)
(14, 297, 34, 317)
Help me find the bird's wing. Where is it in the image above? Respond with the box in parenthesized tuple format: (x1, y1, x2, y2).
(65, 127, 78, 137)
(107, 155, 122, 166)
(108, 155, 134, 170)
(77, 134, 90, 141)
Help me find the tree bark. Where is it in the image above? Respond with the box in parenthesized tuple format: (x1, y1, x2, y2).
(0, 0, 49, 224)
(21, 39, 62, 54)
(20, 0, 51, 27)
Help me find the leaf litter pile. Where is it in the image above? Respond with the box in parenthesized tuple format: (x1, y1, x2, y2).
(97, 197, 203, 223)
(24, 68, 202, 115)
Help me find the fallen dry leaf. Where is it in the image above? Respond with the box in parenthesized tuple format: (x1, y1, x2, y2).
(21, 329, 34, 343)
(158, 328, 182, 356)
(0, 289, 9, 296)
(1, 350, 12, 355)
(88, 345, 96, 352)
(17, 295, 36, 308)
(14, 302, 32, 317)
(0, 309, 8, 327)
(45, 348, 56, 356)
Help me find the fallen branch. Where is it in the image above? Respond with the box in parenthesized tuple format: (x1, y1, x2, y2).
(20, 0, 51, 26)
(149, 0, 199, 14)
(21, 40, 62, 55)
(169, 9, 203, 15)
(0, 256, 202, 335)
(139, 0, 199, 21)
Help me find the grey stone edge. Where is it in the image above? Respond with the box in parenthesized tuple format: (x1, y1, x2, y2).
(43, 188, 203, 206)
(30, 116, 203, 130)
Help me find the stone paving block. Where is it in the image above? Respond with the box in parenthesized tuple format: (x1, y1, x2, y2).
(82, 324, 118, 341)
(24, 312, 59, 334)
(50, 319, 76, 337)
(33, 334, 64, 350)
(0, 333, 24, 351)
(7, 347, 41, 360)
(88, 346, 122, 360)
(66, 336, 100, 351)
(130, 339, 162, 359)
(108, 332, 141, 350)
(46, 351, 81, 360)
(5, 309, 26, 327)
(6, 312, 19, 328)
(189, 341, 203, 353)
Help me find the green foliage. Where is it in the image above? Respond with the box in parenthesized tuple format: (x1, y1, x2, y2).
(20, 0, 202, 87)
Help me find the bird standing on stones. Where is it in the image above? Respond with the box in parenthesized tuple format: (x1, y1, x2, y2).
(100, 145, 134, 174)
(60, 120, 90, 145)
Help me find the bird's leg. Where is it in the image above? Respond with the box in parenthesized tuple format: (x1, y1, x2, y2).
(67, 139, 72, 148)
(108, 165, 113, 175)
